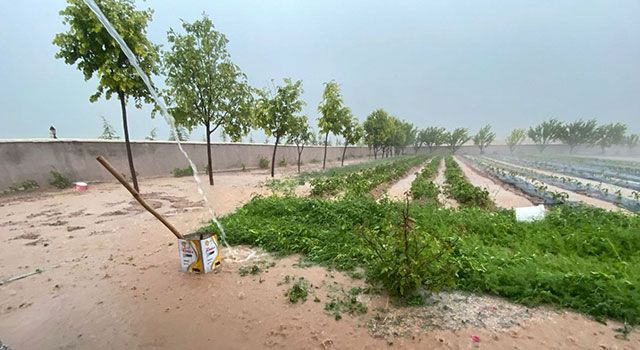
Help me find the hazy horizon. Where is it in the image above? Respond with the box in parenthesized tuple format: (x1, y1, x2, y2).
(1, 0, 638, 142)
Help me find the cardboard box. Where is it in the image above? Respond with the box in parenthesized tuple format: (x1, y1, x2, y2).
(178, 233, 221, 273)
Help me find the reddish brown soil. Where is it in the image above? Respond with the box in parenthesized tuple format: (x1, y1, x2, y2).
(1, 160, 638, 349)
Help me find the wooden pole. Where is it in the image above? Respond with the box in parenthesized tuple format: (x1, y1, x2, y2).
(96, 155, 183, 239)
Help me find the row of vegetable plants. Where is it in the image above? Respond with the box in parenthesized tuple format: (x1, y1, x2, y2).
(205, 195, 640, 324)
(478, 157, 640, 212)
(309, 155, 427, 197)
(442, 156, 494, 209)
(410, 157, 441, 203)
(490, 154, 640, 192)
(561, 156, 640, 175)
(463, 156, 566, 205)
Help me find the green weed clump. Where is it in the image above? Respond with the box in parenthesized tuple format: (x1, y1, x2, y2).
(443, 156, 493, 208)
(208, 195, 640, 324)
(325, 287, 369, 320)
(172, 166, 194, 177)
(259, 156, 269, 169)
(7, 180, 39, 192)
(287, 277, 309, 303)
(49, 169, 71, 189)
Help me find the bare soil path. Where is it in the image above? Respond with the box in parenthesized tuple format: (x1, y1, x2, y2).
(386, 164, 425, 200)
(454, 156, 533, 209)
(434, 158, 459, 208)
(0, 159, 637, 349)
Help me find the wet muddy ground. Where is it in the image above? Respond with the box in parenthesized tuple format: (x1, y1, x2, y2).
(1, 159, 638, 349)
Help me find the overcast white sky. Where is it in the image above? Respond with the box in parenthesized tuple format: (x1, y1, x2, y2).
(1, 0, 638, 141)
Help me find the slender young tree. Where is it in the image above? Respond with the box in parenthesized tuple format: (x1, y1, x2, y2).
(254, 79, 305, 177)
(472, 125, 496, 154)
(162, 15, 252, 185)
(444, 128, 471, 154)
(98, 116, 120, 140)
(527, 119, 564, 153)
(168, 125, 190, 141)
(54, 0, 160, 192)
(340, 114, 364, 166)
(318, 81, 349, 169)
(145, 127, 157, 140)
(287, 116, 312, 173)
(558, 119, 598, 153)
(505, 128, 526, 153)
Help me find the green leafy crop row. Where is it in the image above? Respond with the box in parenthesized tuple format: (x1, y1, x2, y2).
(203, 195, 640, 324)
(309, 155, 427, 197)
(443, 156, 493, 208)
(410, 157, 441, 203)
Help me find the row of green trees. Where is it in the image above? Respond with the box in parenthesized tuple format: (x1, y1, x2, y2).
(54, 0, 637, 190)
(54, 1, 422, 187)
(518, 119, 638, 154)
(411, 121, 638, 156)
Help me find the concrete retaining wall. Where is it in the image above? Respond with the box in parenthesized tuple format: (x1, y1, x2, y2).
(2, 139, 638, 191)
(0, 139, 370, 190)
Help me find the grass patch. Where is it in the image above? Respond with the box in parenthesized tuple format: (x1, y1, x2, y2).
(172, 166, 194, 177)
(204, 195, 640, 324)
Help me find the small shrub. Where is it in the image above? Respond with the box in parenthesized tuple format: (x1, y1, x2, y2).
(49, 169, 71, 189)
(310, 158, 320, 164)
(8, 180, 39, 192)
(360, 196, 457, 298)
(241, 163, 247, 172)
(286, 277, 309, 303)
(278, 157, 287, 167)
(259, 156, 269, 169)
(172, 166, 194, 177)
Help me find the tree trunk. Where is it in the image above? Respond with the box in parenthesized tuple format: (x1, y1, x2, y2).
(118, 91, 139, 192)
(205, 123, 214, 186)
(322, 132, 329, 169)
(341, 144, 348, 166)
(297, 144, 303, 173)
(271, 134, 280, 177)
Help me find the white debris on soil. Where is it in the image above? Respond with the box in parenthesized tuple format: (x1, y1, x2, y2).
(368, 291, 551, 338)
